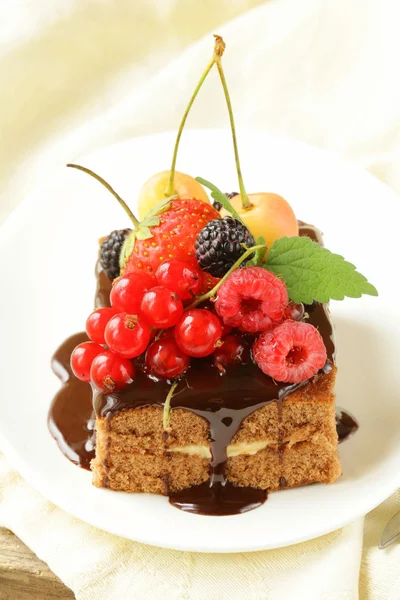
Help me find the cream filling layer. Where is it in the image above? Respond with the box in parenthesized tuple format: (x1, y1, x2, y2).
(168, 426, 314, 459)
(169, 439, 275, 459)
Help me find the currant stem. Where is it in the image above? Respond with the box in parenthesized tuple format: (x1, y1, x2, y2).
(67, 163, 140, 228)
(165, 36, 226, 197)
(214, 37, 252, 211)
(163, 381, 178, 430)
(187, 243, 266, 309)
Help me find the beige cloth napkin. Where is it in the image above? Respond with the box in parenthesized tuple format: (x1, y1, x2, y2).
(1, 1, 400, 598)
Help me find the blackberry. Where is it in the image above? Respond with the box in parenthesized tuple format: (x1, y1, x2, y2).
(195, 216, 256, 278)
(100, 228, 132, 280)
(212, 192, 239, 213)
(213, 200, 223, 212)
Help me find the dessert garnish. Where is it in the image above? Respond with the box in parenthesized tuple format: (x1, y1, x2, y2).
(49, 35, 374, 515)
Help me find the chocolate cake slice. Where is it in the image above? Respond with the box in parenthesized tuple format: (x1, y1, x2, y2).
(89, 223, 341, 514)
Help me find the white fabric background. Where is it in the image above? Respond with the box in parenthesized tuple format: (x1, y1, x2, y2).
(1, 1, 400, 598)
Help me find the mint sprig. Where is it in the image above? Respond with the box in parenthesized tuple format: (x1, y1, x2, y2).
(265, 236, 378, 304)
(248, 236, 266, 266)
(195, 177, 244, 224)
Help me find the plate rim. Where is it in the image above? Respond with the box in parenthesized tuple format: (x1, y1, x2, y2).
(1, 128, 400, 553)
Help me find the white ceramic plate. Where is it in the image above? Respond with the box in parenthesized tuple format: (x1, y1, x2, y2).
(1, 130, 399, 553)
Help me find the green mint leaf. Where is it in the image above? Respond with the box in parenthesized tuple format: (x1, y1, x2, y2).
(119, 231, 136, 269)
(195, 177, 244, 224)
(265, 236, 378, 303)
(248, 236, 266, 266)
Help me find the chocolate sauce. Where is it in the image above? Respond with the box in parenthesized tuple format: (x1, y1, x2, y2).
(336, 408, 359, 442)
(48, 223, 355, 515)
(95, 260, 112, 309)
(48, 332, 95, 470)
(48, 263, 113, 470)
(169, 482, 267, 516)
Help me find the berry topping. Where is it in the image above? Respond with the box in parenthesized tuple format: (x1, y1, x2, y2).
(146, 338, 190, 379)
(284, 301, 305, 322)
(70, 341, 104, 382)
(86, 307, 117, 344)
(195, 216, 256, 278)
(215, 267, 288, 333)
(100, 229, 132, 280)
(104, 313, 151, 359)
(110, 272, 155, 314)
(221, 323, 232, 337)
(155, 259, 201, 301)
(213, 334, 249, 372)
(212, 201, 222, 212)
(253, 321, 327, 383)
(138, 171, 210, 220)
(123, 198, 220, 278)
(212, 192, 238, 214)
(90, 351, 135, 392)
(175, 309, 223, 358)
(140, 286, 183, 328)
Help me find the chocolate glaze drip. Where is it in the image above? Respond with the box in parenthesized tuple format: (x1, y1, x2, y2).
(336, 408, 359, 442)
(48, 222, 355, 515)
(48, 263, 112, 470)
(48, 332, 95, 470)
(95, 260, 112, 309)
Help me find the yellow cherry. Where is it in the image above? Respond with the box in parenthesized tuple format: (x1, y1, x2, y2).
(138, 38, 225, 220)
(138, 170, 209, 220)
(221, 193, 298, 249)
(212, 38, 298, 249)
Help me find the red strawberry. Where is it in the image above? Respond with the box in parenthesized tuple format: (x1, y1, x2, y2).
(122, 199, 220, 284)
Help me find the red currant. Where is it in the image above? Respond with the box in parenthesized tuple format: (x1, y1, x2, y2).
(213, 334, 249, 372)
(140, 286, 183, 328)
(86, 307, 118, 344)
(110, 272, 155, 313)
(104, 313, 151, 358)
(145, 338, 190, 379)
(284, 301, 305, 321)
(70, 341, 104, 382)
(155, 259, 201, 301)
(90, 351, 135, 392)
(221, 323, 232, 337)
(175, 309, 222, 358)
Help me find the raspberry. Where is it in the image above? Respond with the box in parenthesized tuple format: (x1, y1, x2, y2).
(195, 216, 256, 278)
(253, 320, 327, 383)
(215, 267, 288, 333)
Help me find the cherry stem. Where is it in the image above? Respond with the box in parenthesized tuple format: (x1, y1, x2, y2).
(187, 243, 266, 309)
(214, 36, 252, 210)
(165, 36, 226, 198)
(163, 381, 178, 430)
(67, 163, 140, 228)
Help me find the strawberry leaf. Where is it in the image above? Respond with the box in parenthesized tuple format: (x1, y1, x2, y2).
(135, 227, 153, 241)
(119, 194, 178, 269)
(119, 231, 136, 269)
(195, 177, 244, 224)
(265, 236, 378, 303)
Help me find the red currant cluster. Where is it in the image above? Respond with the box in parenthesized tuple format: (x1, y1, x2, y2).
(71, 258, 328, 391)
(71, 259, 241, 392)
